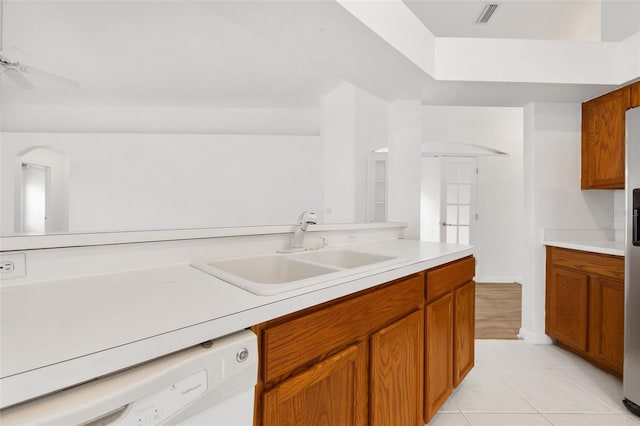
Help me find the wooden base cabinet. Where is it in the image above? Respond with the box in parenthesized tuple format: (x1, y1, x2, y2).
(588, 277, 625, 372)
(546, 246, 625, 375)
(424, 292, 453, 422)
(370, 310, 424, 426)
(424, 256, 476, 423)
(547, 266, 589, 352)
(262, 342, 368, 426)
(454, 280, 476, 386)
(254, 273, 425, 426)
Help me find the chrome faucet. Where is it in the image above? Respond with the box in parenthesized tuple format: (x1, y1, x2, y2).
(292, 211, 318, 250)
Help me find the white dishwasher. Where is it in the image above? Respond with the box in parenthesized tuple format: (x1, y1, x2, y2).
(0, 329, 258, 426)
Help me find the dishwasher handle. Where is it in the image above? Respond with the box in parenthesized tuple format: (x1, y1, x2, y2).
(83, 405, 130, 426)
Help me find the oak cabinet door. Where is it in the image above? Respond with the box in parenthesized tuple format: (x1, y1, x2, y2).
(424, 293, 454, 423)
(370, 309, 424, 426)
(547, 267, 589, 352)
(630, 82, 640, 108)
(589, 277, 625, 374)
(262, 343, 368, 426)
(581, 88, 628, 189)
(454, 281, 475, 386)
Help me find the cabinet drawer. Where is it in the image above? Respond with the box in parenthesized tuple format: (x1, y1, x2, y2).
(261, 273, 424, 383)
(426, 257, 475, 302)
(547, 247, 624, 280)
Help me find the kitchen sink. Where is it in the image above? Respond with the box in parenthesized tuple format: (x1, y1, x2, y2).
(199, 254, 339, 285)
(193, 254, 341, 296)
(193, 249, 403, 296)
(293, 249, 395, 269)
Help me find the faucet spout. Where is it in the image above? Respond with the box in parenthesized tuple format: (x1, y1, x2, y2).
(292, 211, 318, 250)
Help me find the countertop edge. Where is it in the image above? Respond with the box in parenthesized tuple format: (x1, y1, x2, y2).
(544, 240, 625, 257)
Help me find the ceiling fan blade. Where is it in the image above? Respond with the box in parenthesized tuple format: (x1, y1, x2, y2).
(3, 67, 34, 89)
(22, 63, 80, 88)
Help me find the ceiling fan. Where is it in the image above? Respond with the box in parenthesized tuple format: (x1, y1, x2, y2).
(0, 0, 79, 90)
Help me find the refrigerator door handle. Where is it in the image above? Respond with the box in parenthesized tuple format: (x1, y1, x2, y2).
(633, 188, 639, 246)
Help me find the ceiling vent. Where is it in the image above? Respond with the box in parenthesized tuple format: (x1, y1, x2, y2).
(475, 3, 499, 24)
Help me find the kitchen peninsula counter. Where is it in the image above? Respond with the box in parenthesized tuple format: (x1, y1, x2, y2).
(0, 238, 473, 408)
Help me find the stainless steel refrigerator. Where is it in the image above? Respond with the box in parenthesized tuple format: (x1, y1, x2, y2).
(624, 107, 640, 417)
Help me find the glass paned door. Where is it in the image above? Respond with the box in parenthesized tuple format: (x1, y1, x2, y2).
(440, 157, 477, 245)
(368, 153, 388, 222)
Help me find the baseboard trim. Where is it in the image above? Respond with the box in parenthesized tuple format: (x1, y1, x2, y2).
(476, 276, 522, 284)
(518, 328, 552, 344)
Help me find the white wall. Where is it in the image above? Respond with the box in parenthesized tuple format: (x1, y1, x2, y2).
(321, 83, 389, 224)
(0, 105, 320, 135)
(1, 133, 323, 234)
(2, 91, 391, 234)
(322, 84, 357, 223)
(355, 88, 389, 223)
(387, 100, 422, 239)
(0, 105, 330, 234)
(520, 102, 615, 343)
(421, 106, 524, 283)
(420, 157, 440, 242)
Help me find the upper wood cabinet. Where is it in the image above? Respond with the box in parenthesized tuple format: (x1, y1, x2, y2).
(581, 87, 628, 189)
(631, 81, 640, 108)
(581, 81, 640, 189)
(546, 246, 625, 376)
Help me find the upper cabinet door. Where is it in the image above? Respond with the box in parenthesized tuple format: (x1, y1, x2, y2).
(581, 87, 629, 189)
(630, 82, 640, 108)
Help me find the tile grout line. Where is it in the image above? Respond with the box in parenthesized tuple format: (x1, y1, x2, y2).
(546, 366, 627, 413)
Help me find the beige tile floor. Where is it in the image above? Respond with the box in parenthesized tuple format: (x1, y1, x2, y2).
(428, 340, 640, 426)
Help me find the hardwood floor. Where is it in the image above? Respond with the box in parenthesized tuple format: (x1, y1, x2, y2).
(475, 282, 522, 340)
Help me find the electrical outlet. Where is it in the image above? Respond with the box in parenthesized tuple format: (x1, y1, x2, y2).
(0, 253, 26, 279)
(0, 261, 15, 273)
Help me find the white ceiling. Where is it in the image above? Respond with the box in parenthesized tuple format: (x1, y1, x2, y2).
(404, 0, 640, 42)
(0, 0, 636, 109)
(0, 1, 341, 107)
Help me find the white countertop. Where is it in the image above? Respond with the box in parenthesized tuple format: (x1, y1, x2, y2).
(0, 239, 473, 409)
(544, 240, 625, 257)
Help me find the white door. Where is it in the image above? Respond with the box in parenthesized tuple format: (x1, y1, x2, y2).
(21, 163, 49, 234)
(440, 157, 477, 245)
